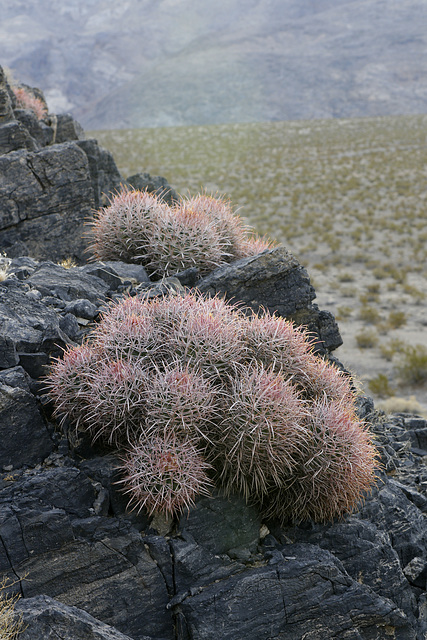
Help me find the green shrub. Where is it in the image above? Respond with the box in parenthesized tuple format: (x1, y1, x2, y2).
(396, 345, 427, 385)
(367, 374, 395, 398)
(358, 305, 381, 324)
(356, 329, 378, 349)
(379, 338, 406, 361)
(387, 311, 406, 329)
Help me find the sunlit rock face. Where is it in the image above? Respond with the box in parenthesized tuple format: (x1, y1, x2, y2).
(2, 0, 427, 129)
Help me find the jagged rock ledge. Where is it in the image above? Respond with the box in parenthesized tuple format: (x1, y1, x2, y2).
(0, 66, 426, 639)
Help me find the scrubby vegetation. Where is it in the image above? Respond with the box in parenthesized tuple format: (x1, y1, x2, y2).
(0, 580, 24, 640)
(91, 114, 427, 412)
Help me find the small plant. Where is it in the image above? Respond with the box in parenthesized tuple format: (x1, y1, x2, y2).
(336, 305, 352, 320)
(355, 329, 378, 349)
(376, 395, 427, 418)
(402, 283, 426, 301)
(46, 291, 378, 524)
(358, 305, 381, 324)
(0, 265, 9, 282)
(396, 345, 427, 385)
(387, 310, 406, 329)
(87, 190, 276, 279)
(0, 579, 24, 640)
(379, 338, 406, 361)
(12, 85, 47, 120)
(59, 257, 77, 269)
(368, 373, 395, 398)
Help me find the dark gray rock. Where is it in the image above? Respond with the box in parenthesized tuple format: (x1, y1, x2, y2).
(358, 480, 427, 571)
(27, 262, 110, 304)
(54, 113, 85, 144)
(0, 142, 94, 262)
(0, 119, 38, 153)
(174, 543, 416, 640)
(0, 377, 53, 469)
(0, 282, 72, 369)
(0, 68, 14, 123)
(15, 595, 140, 640)
(17, 351, 50, 379)
(14, 108, 54, 147)
(5, 468, 97, 518)
(18, 533, 173, 639)
(59, 312, 82, 341)
(197, 246, 343, 353)
(64, 298, 99, 320)
(86, 261, 151, 286)
(178, 493, 261, 557)
(0, 365, 32, 391)
(79, 263, 125, 290)
(77, 139, 124, 209)
(127, 172, 180, 206)
(286, 516, 420, 632)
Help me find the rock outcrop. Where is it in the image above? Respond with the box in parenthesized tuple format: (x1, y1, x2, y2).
(0, 255, 426, 640)
(0, 65, 177, 264)
(0, 68, 426, 640)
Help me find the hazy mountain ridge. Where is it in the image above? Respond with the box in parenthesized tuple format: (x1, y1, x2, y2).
(1, 0, 426, 128)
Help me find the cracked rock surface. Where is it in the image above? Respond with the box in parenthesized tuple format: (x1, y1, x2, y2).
(0, 258, 425, 640)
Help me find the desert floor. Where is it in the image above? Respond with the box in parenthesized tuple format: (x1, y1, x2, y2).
(92, 113, 427, 416)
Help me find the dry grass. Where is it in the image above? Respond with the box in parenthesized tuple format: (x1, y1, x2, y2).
(0, 580, 24, 640)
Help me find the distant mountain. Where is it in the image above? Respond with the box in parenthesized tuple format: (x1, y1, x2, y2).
(1, 0, 426, 129)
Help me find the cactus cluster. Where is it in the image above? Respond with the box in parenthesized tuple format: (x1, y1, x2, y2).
(46, 291, 378, 523)
(87, 191, 275, 278)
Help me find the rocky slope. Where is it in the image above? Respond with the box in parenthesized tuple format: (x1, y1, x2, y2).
(2, 0, 427, 129)
(0, 68, 426, 639)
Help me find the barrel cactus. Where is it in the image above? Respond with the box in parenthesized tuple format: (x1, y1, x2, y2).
(46, 291, 378, 523)
(87, 189, 276, 278)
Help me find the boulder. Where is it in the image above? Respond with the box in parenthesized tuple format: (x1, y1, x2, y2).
(14, 108, 54, 147)
(77, 139, 125, 209)
(15, 595, 138, 640)
(0, 367, 54, 469)
(174, 544, 417, 640)
(54, 113, 85, 144)
(0, 67, 14, 123)
(0, 119, 38, 153)
(197, 246, 343, 353)
(127, 172, 180, 206)
(0, 142, 95, 262)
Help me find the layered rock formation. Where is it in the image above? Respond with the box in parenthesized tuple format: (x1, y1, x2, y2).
(0, 70, 426, 639)
(0, 66, 178, 263)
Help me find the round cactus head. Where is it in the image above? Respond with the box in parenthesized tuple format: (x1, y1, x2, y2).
(244, 312, 315, 376)
(88, 189, 170, 264)
(82, 358, 149, 445)
(179, 193, 248, 261)
(120, 433, 213, 517)
(44, 344, 99, 428)
(214, 364, 310, 501)
(261, 398, 378, 524)
(143, 362, 218, 441)
(141, 200, 224, 277)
